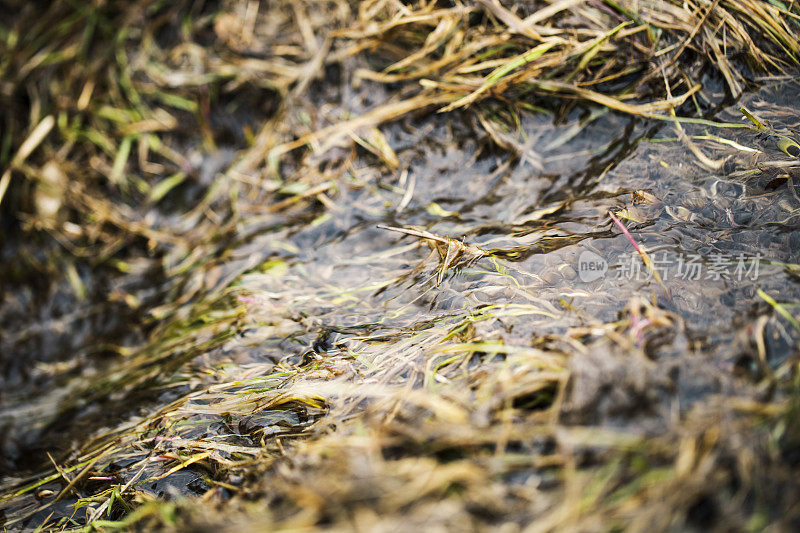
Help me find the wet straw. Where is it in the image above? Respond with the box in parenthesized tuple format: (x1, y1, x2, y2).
(609, 210, 665, 286)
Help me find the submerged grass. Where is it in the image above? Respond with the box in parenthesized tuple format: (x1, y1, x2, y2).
(1, 0, 800, 531)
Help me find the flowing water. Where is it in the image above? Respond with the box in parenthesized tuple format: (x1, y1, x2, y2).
(2, 77, 799, 528)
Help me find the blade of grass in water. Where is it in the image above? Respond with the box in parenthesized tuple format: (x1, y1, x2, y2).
(609, 210, 665, 286)
(757, 289, 800, 332)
